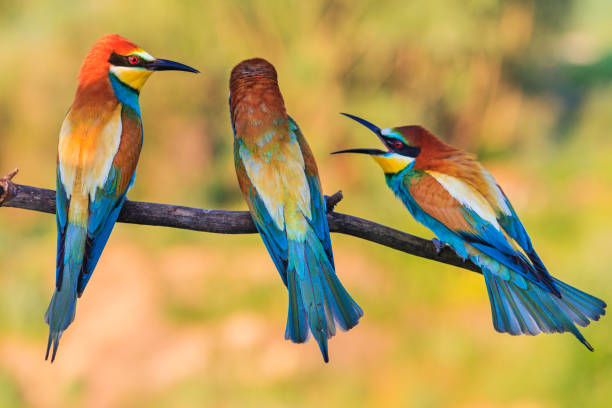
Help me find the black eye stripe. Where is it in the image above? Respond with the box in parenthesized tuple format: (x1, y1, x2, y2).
(383, 137, 420, 158)
(108, 52, 148, 68)
(401, 145, 421, 157)
(107, 52, 124, 66)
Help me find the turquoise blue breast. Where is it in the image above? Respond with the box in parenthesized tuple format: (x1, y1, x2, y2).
(109, 73, 141, 116)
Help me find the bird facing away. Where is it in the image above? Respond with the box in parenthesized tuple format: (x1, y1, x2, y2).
(47, 34, 198, 362)
(334, 113, 606, 349)
(229, 59, 363, 362)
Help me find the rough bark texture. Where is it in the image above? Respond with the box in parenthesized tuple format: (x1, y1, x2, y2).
(0, 173, 482, 274)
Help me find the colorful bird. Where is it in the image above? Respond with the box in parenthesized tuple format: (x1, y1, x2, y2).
(229, 59, 363, 362)
(334, 113, 606, 349)
(47, 34, 198, 361)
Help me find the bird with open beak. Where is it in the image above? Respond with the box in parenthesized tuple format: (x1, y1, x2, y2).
(334, 113, 605, 350)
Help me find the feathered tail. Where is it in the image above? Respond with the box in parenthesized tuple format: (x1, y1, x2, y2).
(482, 261, 606, 350)
(285, 227, 363, 362)
(45, 222, 87, 362)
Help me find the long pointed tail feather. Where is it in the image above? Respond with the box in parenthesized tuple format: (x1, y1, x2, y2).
(44, 287, 77, 362)
(284, 228, 363, 362)
(483, 267, 605, 351)
(45, 223, 86, 362)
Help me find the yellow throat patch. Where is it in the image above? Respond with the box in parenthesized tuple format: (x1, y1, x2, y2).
(109, 66, 153, 91)
(372, 153, 415, 174)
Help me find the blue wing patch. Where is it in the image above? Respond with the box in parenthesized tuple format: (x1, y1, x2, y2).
(76, 166, 133, 296)
(249, 188, 290, 285)
(495, 189, 552, 285)
(459, 205, 558, 295)
(55, 168, 70, 289)
(234, 141, 290, 286)
(288, 116, 334, 266)
(304, 164, 334, 266)
(495, 189, 534, 252)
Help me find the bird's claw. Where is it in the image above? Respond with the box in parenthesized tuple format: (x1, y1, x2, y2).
(431, 238, 445, 254)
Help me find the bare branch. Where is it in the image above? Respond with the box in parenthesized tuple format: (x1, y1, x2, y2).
(0, 176, 482, 274)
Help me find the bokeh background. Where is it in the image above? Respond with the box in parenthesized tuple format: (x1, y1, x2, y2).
(0, 0, 611, 407)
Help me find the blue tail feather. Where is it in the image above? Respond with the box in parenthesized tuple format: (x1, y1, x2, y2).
(284, 228, 362, 362)
(483, 266, 605, 351)
(552, 277, 606, 321)
(45, 223, 86, 362)
(285, 262, 309, 344)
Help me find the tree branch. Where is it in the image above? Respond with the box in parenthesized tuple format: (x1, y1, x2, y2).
(0, 170, 481, 274)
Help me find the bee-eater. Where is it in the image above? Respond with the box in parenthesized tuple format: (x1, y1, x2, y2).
(47, 34, 198, 361)
(334, 113, 606, 349)
(229, 59, 363, 362)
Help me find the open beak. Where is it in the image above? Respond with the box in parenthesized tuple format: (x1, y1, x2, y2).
(147, 58, 199, 73)
(331, 113, 387, 156)
(331, 148, 385, 156)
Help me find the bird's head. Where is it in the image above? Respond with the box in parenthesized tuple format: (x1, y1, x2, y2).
(229, 58, 287, 135)
(77, 34, 198, 92)
(230, 58, 278, 84)
(229, 58, 282, 109)
(333, 113, 424, 174)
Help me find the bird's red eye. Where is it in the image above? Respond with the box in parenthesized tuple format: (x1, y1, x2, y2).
(128, 55, 139, 65)
(394, 140, 403, 148)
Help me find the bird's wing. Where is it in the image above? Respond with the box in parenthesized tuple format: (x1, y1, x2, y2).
(55, 167, 70, 289)
(475, 167, 552, 279)
(288, 116, 334, 265)
(77, 105, 142, 295)
(409, 170, 555, 292)
(234, 137, 290, 285)
(235, 117, 331, 284)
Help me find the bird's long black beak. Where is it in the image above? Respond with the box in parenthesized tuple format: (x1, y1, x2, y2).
(331, 148, 385, 155)
(341, 112, 388, 146)
(341, 113, 383, 135)
(332, 113, 387, 155)
(147, 58, 199, 73)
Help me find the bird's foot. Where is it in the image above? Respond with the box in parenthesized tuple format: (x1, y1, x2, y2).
(431, 238, 446, 254)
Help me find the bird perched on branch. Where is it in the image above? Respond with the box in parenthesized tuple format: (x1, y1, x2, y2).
(334, 113, 605, 349)
(47, 34, 198, 361)
(229, 59, 363, 362)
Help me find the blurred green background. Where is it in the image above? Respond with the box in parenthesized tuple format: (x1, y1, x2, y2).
(0, 0, 611, 407)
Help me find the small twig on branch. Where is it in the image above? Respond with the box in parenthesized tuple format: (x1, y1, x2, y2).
(0, 168, 19, 205)
(0, 172, 481, 274)
(325, 192, 343, 213)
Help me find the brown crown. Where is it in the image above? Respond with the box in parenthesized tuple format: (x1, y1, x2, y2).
(230, 58, 278, 84)
(229, 58, 287, 131)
